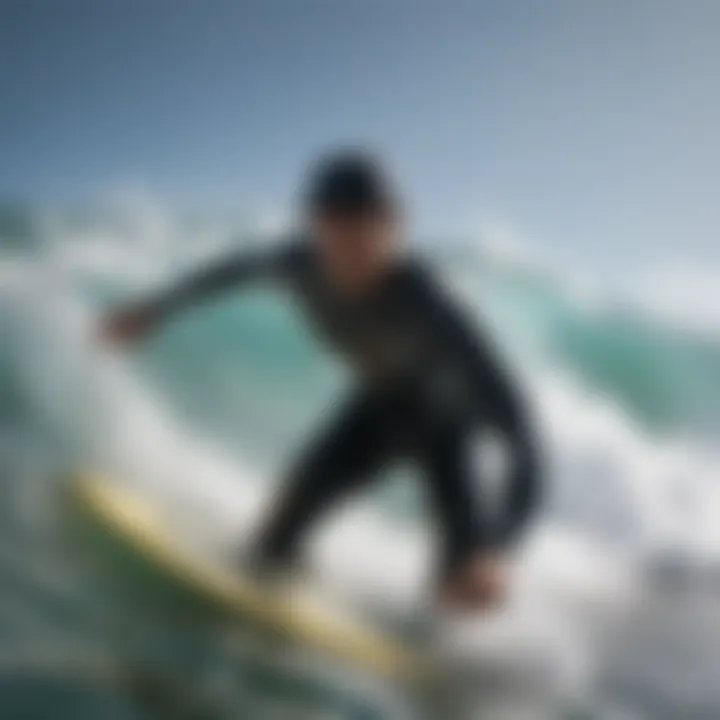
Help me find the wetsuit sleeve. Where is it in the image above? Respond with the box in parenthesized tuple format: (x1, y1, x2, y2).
(414, 267, 543, 549)
(139, 240, 301, 319)
(462, 322, 542, 549)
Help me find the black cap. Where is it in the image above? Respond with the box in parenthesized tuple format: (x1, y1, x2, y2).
(304, 150, 399, 216)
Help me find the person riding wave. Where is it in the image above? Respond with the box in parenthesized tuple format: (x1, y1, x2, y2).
(102, 150, 542, 613)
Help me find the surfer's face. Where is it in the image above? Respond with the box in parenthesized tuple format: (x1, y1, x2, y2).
(313, 210, 400, 295)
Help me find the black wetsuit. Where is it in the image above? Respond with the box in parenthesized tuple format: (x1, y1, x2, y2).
(149, 238, 541, 579)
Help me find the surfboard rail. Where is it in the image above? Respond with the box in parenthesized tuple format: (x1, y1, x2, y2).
(70, 473, 431, 684)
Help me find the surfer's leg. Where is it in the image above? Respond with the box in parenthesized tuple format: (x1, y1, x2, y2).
(253, 391, 395, 570)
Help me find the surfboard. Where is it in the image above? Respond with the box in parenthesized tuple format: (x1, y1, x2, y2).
(70, 473, 430, 683)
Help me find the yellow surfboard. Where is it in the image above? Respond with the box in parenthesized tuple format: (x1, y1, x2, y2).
(71, 473, 430, 684)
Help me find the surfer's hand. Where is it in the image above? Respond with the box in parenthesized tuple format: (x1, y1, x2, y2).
(100, 304, 162, 345)
(441, 552, 509, 613)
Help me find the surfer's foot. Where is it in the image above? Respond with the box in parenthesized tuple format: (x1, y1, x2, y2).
(241, 547, 308, 587)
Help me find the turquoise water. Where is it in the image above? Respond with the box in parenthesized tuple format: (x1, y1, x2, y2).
(1, 202, 720, 719)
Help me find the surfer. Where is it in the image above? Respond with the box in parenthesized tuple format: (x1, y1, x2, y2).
(102, 150, 542, 612)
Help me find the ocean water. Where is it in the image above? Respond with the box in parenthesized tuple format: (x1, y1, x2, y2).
(1, 197, 719, 719)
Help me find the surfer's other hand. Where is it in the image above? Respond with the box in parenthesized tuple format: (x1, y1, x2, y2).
(100, 304, 161, 345)
(440, 552, 510, 613)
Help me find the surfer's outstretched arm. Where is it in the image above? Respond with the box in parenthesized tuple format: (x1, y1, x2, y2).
(101, 242, 297, 343)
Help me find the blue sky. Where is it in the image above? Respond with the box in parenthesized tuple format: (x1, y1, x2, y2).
(2, 1, 719, 269)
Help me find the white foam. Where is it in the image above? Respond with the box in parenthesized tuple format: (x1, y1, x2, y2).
(626, 260, 720, 337)
(4, 202, 720, 714)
